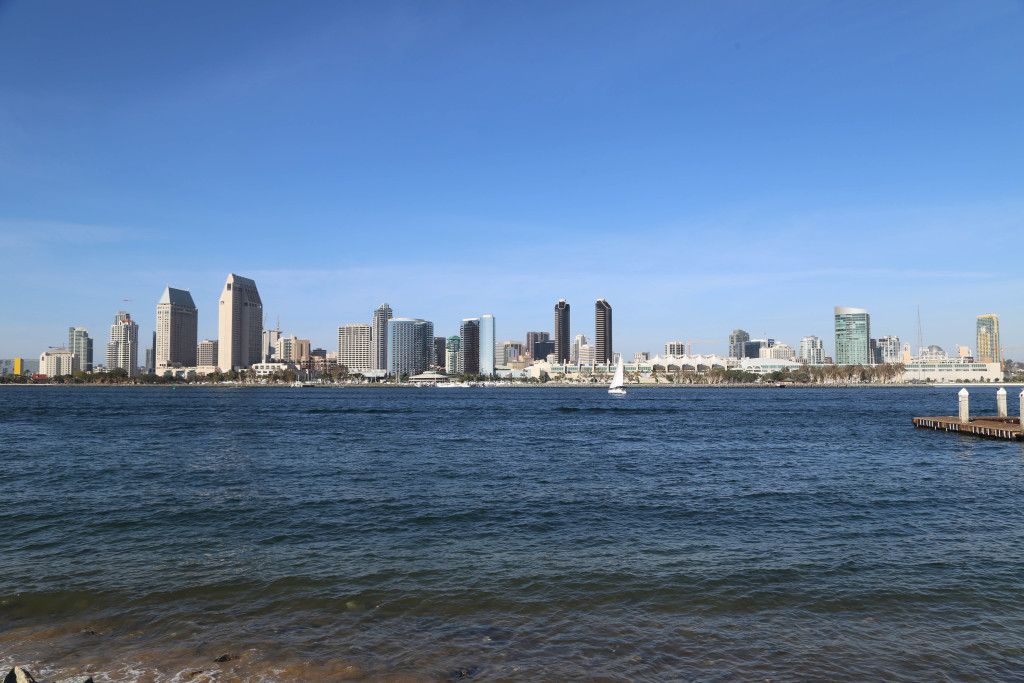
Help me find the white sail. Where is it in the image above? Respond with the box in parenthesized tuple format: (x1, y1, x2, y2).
(608, 357, 626, 395)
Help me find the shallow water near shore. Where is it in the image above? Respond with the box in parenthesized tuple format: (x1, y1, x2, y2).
(3, 386, 1024, 681)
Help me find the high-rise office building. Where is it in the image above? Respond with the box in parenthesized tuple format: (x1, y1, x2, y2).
(197, 339, 219, 367)
(976, 314, 1000, 364)
(502, 341, 524, 364)
(434, 337, 447, 370)
(877, 335, 901, 364)
(835, 306, 871, 366)
(554, 300, 570, 363)
(338, 324, 372, 372)
(446, 336, 461, 375)
(480, 314, 496, 376)
(387, 318, 434, 377)
(262, 321, 281, 363)
(372, 303, 393, 371)
(534, 340, 555, 361)
(460, 318, 480, 375)
(744, 339, 775, 358)
(572, 334, 588, 364)
(106, 311, 139, 376)
(798, 335, 826, 364)
(578, 343, 596, 365)
(156, 286, 198, 368)
(665, 341, 685, 356)
(145, 330, 156, 373)
(217, 273, 263, 370)
(68, 327, 93, 372)
(525, 331, 550, 361)
(729, 330, 751, 359)
(594, 299, 613, 364)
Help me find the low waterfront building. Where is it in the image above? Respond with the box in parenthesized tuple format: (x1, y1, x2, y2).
(900, 360, 1003, 383)
(39, 350, 79, 377)
(760, 343, 796, 361)
(738, 357, 804, 374)
(251, 362, 301, 377)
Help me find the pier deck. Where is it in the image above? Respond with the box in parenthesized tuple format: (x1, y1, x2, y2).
(913, 416, 1023, 441)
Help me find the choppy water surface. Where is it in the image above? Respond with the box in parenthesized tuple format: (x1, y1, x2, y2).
(2, 386, 1024, 681)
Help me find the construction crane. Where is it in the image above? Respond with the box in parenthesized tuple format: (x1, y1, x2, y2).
(687, 340, 726, 356)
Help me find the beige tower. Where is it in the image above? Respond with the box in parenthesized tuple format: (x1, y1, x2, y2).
(218, 273, 263, 371)
(976, 314, 1000, 364)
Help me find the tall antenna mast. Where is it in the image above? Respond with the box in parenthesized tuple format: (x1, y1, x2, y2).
(921, 305, 929, 358)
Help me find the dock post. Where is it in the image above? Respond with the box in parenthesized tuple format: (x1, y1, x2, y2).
(997, 387, 1008, 418)
(1020, 388, 1024, 421)
(959, 388, 970, 423)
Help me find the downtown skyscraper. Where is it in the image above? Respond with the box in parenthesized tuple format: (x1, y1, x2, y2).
(834, 306, 871, 365)
(479, 314, 496, 376)
(554, 299, 570, 364)
(217, 273, 263, 371)
(976, 314, 1000, 364)
(594, 298, 613, 364)
(387, 318, 434, 377)
(68, 327, 93, 372)
(338, 323, 372, 372)
(460, 318, 480, 375)
(107, 311, 139, 376)
(155, 286, 198, 368)
(371, 303, 393, 371)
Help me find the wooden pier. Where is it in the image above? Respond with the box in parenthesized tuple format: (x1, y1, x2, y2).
(913, 416, 1023, 441)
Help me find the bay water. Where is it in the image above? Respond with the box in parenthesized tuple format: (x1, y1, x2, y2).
(2, 386, 1023, 681)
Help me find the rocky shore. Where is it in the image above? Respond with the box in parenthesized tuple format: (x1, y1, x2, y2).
(4, 668, 92, 683)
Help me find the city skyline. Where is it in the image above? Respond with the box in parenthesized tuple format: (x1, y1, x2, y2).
(5, 278, 1019, 369)
(1, 3, 1022, 360)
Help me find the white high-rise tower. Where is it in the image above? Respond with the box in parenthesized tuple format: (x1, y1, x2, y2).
(107, 311, 139, 376)
(217, 273, 263, 371)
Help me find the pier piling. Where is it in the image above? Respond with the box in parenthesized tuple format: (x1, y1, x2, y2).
(914, 387, 1023, 441)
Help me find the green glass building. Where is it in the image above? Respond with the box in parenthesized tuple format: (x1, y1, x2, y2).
(835, 306, 871, 366)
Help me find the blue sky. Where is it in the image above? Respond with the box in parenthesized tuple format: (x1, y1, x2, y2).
(2, 1, 1022, 362)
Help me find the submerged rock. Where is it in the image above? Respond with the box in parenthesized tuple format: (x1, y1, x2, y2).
(213, 654, 236, 663)
(53, 678, 95, 683)
(3, 668, 37, 683)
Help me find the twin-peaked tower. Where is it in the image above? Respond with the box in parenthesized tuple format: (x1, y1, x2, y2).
(554, 298, 613, 364)
(218, 274, 263, 371)
(156, 286, 198, 368)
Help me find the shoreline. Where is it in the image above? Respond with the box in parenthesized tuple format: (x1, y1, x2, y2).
(2, 382, 1022, 390)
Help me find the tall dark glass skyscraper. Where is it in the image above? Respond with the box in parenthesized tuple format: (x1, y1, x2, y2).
(460, 318, 480, 375)
(554, 299, 570, 363)
(595, 299, 612, 364)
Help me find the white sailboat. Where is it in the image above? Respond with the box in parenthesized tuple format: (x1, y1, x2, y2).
(608, 356, 627, 396)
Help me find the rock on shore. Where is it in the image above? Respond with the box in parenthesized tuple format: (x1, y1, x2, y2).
(3, 668, 92, 683)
